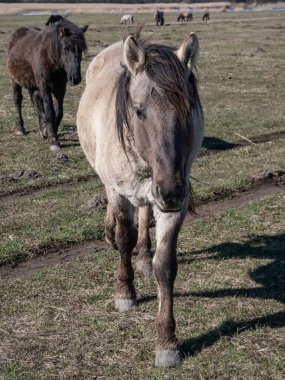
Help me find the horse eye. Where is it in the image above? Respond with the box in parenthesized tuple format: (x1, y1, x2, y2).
(133, 106, 144, 120)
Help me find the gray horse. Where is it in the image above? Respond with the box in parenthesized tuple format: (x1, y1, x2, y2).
(77, 31, 204, 367)
(177, 12, 193, 22)
(120, 14, 134, 24)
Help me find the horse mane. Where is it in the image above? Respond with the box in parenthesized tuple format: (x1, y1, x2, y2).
(50, 19, 87, 59)
(115, 39, 200, 150)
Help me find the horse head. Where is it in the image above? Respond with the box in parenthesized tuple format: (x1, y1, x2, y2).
(56, 20, 88, 86)
(118, 33, 200, 212)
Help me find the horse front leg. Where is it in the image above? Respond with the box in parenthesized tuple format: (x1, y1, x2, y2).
(153, 205, 187, 367)
(40, 87, 60, 150)
(52, 85, 66, 136)
(29, 90, 48, 139)
(108, 193, 138, 312)
(12, 81, 25, 135)
(135, 205, 152, 276)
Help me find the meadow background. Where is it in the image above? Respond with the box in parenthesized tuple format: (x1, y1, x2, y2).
(0, 7, 284, 379)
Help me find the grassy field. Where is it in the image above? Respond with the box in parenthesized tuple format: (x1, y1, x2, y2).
(0, 9, 285, 379)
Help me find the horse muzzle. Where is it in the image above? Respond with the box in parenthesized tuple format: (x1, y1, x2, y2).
(153, 185, 186, 213)
(68, 76, 81, 86)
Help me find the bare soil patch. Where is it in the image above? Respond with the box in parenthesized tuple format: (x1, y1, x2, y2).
(0, 169, 41, 184)
(1, 171, 283, 280)
(189, 170, 284, 220)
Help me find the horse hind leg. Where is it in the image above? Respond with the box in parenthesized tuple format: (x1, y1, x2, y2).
(107, 192, 138, 312)
(105, 204, 118, 250)
(135, 205, 152, 276)
(12, 81, 25, 135)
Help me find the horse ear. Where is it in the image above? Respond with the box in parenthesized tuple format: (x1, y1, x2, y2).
(81, 25, 89, 33)
(123, 36, 146, 75)
(177, 32, 199, 70)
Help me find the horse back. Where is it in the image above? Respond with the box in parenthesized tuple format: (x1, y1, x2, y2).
(8, 27, 46, 89)
(9, 27, 40, 51)
(77, 42, 123, 173)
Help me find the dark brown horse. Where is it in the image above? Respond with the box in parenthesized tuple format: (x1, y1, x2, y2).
(7, 19, 87, 150)
(45, 14, 64, 26)
(202, 10, 210, 21)
(154, 10, 164, 26)
(77, 31, 204, 367)
(45, 15, 89, 33)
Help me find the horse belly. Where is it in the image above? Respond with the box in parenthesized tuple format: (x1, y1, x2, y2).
(8, 52, 36, 89)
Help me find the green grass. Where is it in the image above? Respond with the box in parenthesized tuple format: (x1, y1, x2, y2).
(1, 139, 284, 265)
(0, 10, 285, 379)
(0, 180, 105, 265)
(1, 11, 284, 194)
(0, 195, 284, 379)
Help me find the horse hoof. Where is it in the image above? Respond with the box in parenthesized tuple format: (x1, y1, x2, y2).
(155, 350, 181, 367)
(15, 130, 25, 136)
(135, 259, 152, 276)
(115, 298, 136, 312)
(49, 144, 60, 151)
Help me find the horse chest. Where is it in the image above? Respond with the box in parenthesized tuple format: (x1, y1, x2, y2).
(113, 164, 153, 207)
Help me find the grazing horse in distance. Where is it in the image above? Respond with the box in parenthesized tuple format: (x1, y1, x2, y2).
(7, 19, 87, 150)
(120, 14, 134, 24)
(202, 10, 210, 21)
(154, 9, 164, 26)
(77, 31, 204, 367)
(177, 12, 193, 22)
(45, 14, 64, 26)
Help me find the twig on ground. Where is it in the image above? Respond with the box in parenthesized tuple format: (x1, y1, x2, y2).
(190, 175, 211, 185)
(234, 132, 257, 145)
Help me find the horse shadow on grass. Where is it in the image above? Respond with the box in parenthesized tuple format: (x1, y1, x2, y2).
(201, 136, 240, 152)
(177, 233, 285, 357)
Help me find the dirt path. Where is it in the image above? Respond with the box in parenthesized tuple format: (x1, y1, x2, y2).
(1, 172, 283, 280)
